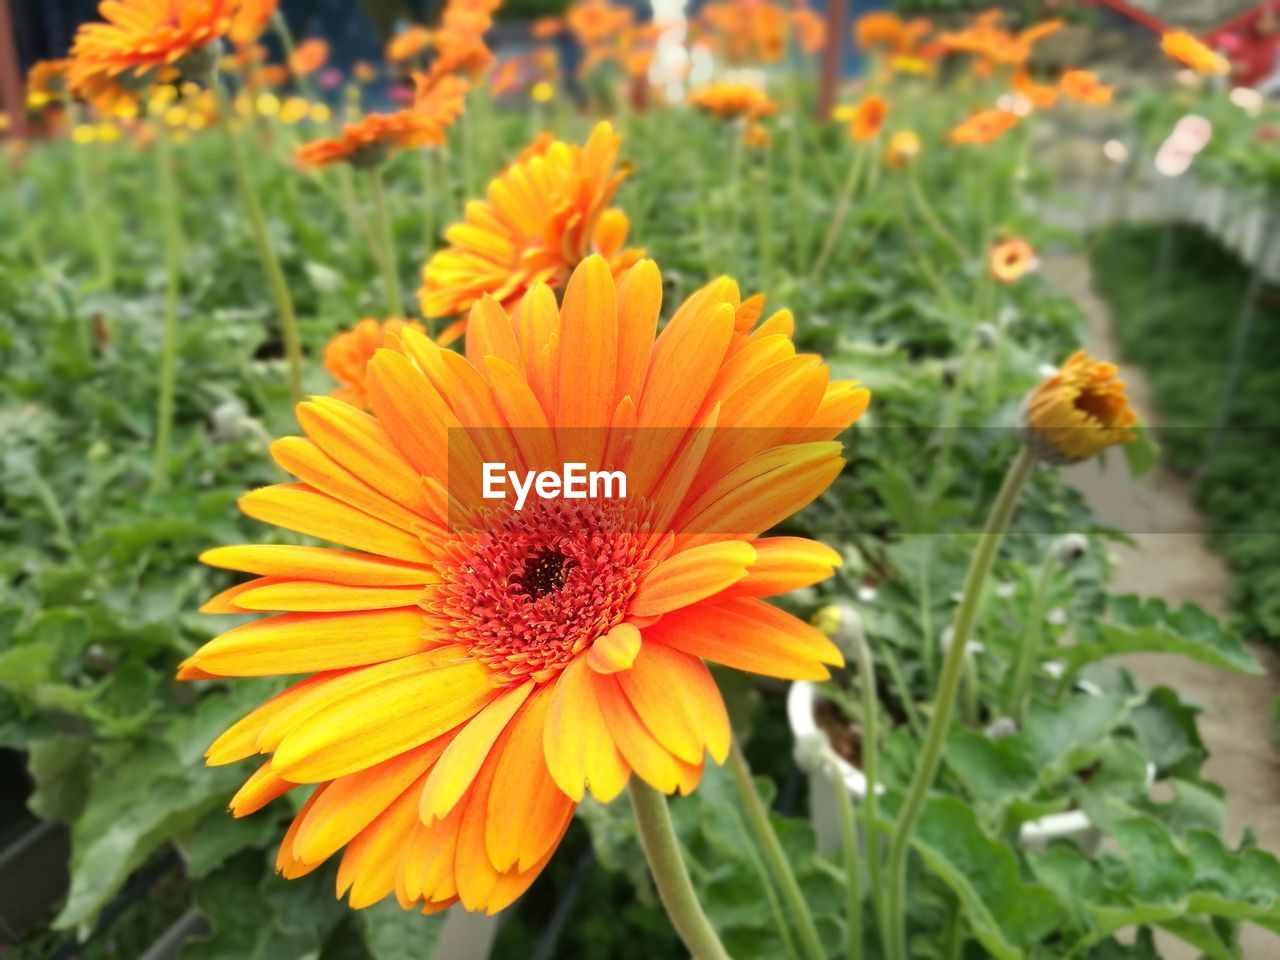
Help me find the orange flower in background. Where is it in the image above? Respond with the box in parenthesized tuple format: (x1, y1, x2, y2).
(883, 129, 920, 168)
(1014, 69, 1059, 108)
(743, 120, 772, 149)
(849, 94, 887, 141)
(855, 11, 905, 51)
(949, 108, 1018, 145)
(421, 122, 643, 323)
(296, 73, 467, 167)
(323, 318, 426, 408)
(1060, 69, 1112, 105)
(387, 25, 433, 63)
(69, 0, 236, 93)
(1023, 350, 1138, 462)
(690, 82, 778, 120)
(568, 0, 634, 48)
(354, 60, 378, 84)
(698, 0, 790, 64)
(191, 254, 868, 915)
(1160, 29, 1227, 75)
(427, 0, 498, 82)
(989, 237, 1036, 283)
(228, 0, 278, 48)
(790, 6, 826, 54)
(531, 16, 564, 38)
(940, 13, 1061, 68)
(290, 38, 330, 76)
(26, 60, 72, 107)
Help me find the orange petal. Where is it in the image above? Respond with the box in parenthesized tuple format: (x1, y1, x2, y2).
(229, 759, 295, 816)
(204, 673, 341, 765)
(230, 580, 427, 612)
(716, 537, 842, 599)
(337, 770, 430, 909)
(543, 656, 630, 802)
(617, 641, 731, 764)
(466, 295, 524, 375)
(556, 256, 617, 451)
(597, 674, 684, 794)
(613, 258, 660, 407)
(586, 622, 642, 674)
(199, 544, 435, 587)
(630, 541, 755, 617)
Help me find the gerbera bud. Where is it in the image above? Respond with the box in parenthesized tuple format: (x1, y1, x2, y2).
(1051, 533, 1089, 566)
(1020, 350, 1139, 464)
(812, 601, 865, 661)
(883, 129, 920, 168)
(974, 322, 998, 350)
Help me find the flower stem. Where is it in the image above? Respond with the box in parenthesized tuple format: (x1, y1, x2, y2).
(213, 79, 304, 406)
(727, 741, 828, 960)
(883, 446, 1035, 960)
(853, 629, 887, 943)
(811, 141, 866, 281)
(629, 780, 730, 960)
(149, 129, 183, 494)
(1004, 553, 1057, 723)
(834, 766, 861, 960)
(369, 165, 402, 316)
(907, 167, 968, 265)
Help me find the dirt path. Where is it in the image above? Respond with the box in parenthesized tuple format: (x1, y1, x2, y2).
(1043, 253, 1280, 959)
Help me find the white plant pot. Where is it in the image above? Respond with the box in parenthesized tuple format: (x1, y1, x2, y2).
(435, 907, 500, 960)
(787, 681, 1112, 857)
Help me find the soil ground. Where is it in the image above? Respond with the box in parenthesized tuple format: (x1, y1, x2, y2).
(1043, 253, 1280, 959)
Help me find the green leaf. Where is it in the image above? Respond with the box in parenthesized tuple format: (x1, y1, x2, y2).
(1121, 424, 1160, 479)
(358, 897, 448, 960)
(26, 733, 93, 822)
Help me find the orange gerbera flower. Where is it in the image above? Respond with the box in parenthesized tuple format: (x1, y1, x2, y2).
(790, 6, 826, 54)
(883, 129, 920, 168)
(849, 94, 887, 142)
(290, 37, 330, 76)
(387, 25, 433, 63)
(1060, 69, 1112, 105)
(190, 254, 868, 915)
(26, 60, 72, 107)
(69, 0, 235, 91)
(1160, 29, 1227, 75)
(1013, 69, 1059, 108)
(949, 108, 1018, 145)
(324, 318, 427, 408)
(689, 82, 778, 119)
(228, 0, 277, 48)
(989, 237, 1036, 283)
(854, 11, 905, 51)
(1022, 350, 1137, 462)
(296, 73, 467, 167)
(421, 122, 643, 322)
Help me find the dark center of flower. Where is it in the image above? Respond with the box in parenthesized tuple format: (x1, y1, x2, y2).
(513, 548, 575, 599)
(1073, 388, 1115, 425)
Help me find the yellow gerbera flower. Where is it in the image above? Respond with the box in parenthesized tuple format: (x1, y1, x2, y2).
(420, 121, 644, 324)
(989, 237, 1035, 283)
(1022, 350, 1138, 462)
(190, 255, 870, 914)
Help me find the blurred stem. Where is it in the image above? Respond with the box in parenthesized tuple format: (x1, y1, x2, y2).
(883, 447, 1034, 960)
(834, 765, 861, 960)
(213, 79, 304, 405)
(727, 742, 828, 960)
(629, 780, 730, 960)
(150, 130, 183, 494)
(1005, 554, 1057, 723)
(419, 149, 438, 259)
(853, 629, 887, 943)
(907, 166, 967, 265)
(752, 149, 774, 284)
(335, 162, 381, 266)
(811, 140, 866, 281)
(725, 128, 745, 275)
(369, 165, 402, 316)
(70, 107, 115, 290)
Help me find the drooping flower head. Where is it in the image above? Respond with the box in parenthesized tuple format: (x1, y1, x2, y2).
(1161, 30, 1228, 75)
(323, 318, 428, 408)
(296, 73, 467, 167)
(1022, 350, 1138, 463)
(949, 108, 1018, 145)
(190, 254, 869, 914)
(1059, 69, 1112, 106)
(420, 122, 643, 326)
(848, 95, 887, 142)
(989, 238, 1036, 283)
(689, 82, 778, 120)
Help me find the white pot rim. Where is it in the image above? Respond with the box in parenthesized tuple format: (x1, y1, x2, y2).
(787, 681, 1098, 844)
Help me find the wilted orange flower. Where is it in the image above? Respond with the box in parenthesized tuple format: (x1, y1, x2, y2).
(421, 121, 643, 321)
(949, 108, 1017, 144)
(296, 73, 467, 167)
(1060, 69, 1112, 105)
(290, 38, 330, 76)
(690, 82, 777, 119)
(387, 25, 433, 63)
(989, 237, 1035, 283)
(849, 94, 887, 141)
(883, 129, 920, 168)
(228, 0, 277, 48)
(324, 318, 427, 408)
(1023, 350, 1137, 462)
(191, 254, 868, 915)
(1014, 69, 1059, 108)
(1160, 30, 1227, 75)
(69, 0, 236, 92)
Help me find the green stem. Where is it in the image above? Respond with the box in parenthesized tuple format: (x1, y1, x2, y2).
(811, 142, 866, 281)
(70, 108, 115, 290)
(752, 149, 774, 285)
(369, 165, 403, 316)
(727, 742, 828, 960)
(725, 128, 745, 275)
(907, 167, 968, 265)
(419, 149, 438, 258)
(854, 631, 887, 943)
(213, 80, 304, 405)
(149, 130, 183, 494)
(629, 780, 731, 960)
(1005, 555, 1057, 723)
(834, 766, 862, 960)
(883, 447, 1035, 960)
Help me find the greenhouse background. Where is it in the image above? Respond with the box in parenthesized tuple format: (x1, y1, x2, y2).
(2, 0, 1280, 958)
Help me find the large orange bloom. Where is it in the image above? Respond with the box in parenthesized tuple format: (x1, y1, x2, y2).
(296, 73, 467, 167)
(1160, 30, 1228, 75)
(949, 108, 1018, 145)
(69, 0, 237, 89)
(420, 121, 643, 322)
(190, 254, 869, 914)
